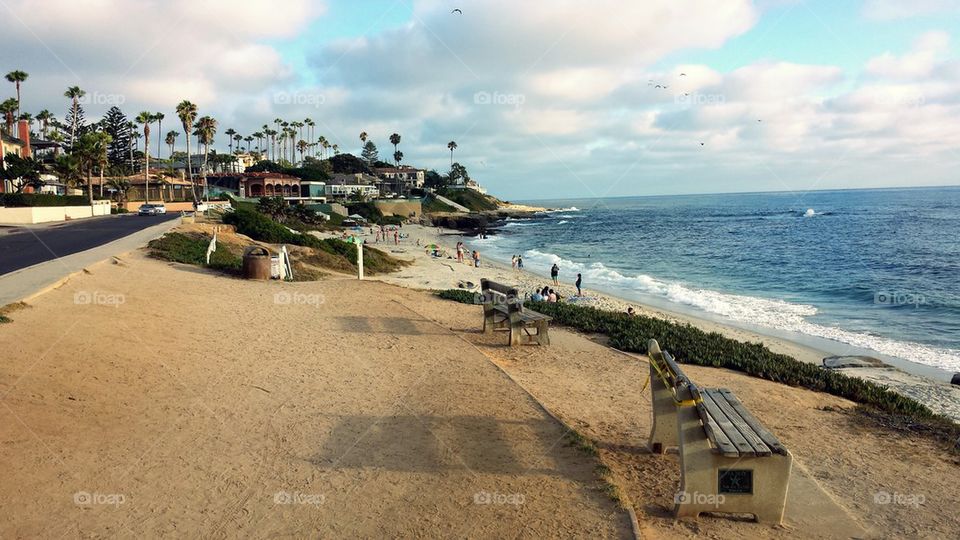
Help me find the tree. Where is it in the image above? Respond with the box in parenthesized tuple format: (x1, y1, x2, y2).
(74, 131, 111, 205)
(359, 131, 368, 153)
(175, 100, 198, 202)
(5, 70, 27, 134)
(36, 109, 53, 138)
(447, 140, 458, 167)
(360, 140, 379, 167)
(448, 162, 470, 185)
(193, 115, 217, 201)
(244, 135, 253, 153)
(64, 86, 86, 148)
(393, 150, 403, 167)
(389, 133, 401, 162)
(136, 111, 154, 202)
(100, 107, 131, 169)
(107, 177, 132, 204)
(252, 131, 264, 155)
(257, 196, 287, 222)
(153, 112, 164, 166)
(224, 128, 236, 153)
(0, 98, 17, 134)
(424, 169, 446, 189)
(0, 153, 42, 192)
(52, 153, 82, 189)
(233, 133, 242, 154)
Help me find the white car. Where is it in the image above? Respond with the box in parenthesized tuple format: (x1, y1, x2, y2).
(138, 203, 167, 215)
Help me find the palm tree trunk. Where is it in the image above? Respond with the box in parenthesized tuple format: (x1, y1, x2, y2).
(202, 143, 210, 202)
(187, 134, 197, 204)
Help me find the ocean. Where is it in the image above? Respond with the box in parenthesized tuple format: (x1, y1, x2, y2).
(467, 187, 960, 376)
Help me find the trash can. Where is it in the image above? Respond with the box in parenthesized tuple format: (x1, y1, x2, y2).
(242, 246, 272, 280)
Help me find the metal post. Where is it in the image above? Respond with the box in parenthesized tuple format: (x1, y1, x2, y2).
(357, 240, 364, 280)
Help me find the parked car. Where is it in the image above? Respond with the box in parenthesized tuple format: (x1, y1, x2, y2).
(138, 203, 167, 215)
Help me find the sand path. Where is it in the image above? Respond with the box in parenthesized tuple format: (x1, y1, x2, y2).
(0, 251, 630, 538)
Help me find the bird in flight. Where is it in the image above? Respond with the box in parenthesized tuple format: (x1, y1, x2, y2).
(655, 85, 663, 88)
(700, 142, 705, 146)
(451, 8, 462, 14)
(680, 73, 687, 77)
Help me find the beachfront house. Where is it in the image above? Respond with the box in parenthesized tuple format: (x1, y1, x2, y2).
(205, 172, 303, 200)
(325, 173, 379, 200)
(374, 166, 425, 194)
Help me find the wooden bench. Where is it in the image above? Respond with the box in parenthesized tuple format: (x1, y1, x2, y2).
(646, 339, 792, 524)
(480, 279, 551, 346)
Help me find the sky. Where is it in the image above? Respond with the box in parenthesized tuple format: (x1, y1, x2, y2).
(2, 0, 960, 200)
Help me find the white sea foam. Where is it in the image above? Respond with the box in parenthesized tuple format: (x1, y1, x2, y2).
(520, 249, 960, 372)
(557, 220, 570, 224)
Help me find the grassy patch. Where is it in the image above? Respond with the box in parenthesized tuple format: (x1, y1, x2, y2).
(437, 188, 500, 212)
(436, 289, 960, 449)
(0, 314, 11, 324)
(436, 289, 478, 304)
(0, 302, 29, 324)
(148, 232, 242, 274)
(422, 195, 457, 214)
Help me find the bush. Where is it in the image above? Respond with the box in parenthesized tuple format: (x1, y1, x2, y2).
(436, 289, 960, 437)
(222, 208, 318, 247)
(148, 232, 241, 274)
(436, 188, 499, 212)
(422, 196, 457, 214)
(2, 193, 91, 207)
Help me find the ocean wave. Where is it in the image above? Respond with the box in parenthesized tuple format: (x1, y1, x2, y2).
(557, 220, 570, 224)
(540, 206, 581, 214)
(520, 249, 960, 371)
(502, 221, 541, 229)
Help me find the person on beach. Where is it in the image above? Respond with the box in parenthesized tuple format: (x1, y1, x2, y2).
(548, 289, 558, 302)
(456, 242, 464, 263)
(575, 273, 582, 296)
(473, 250, 481, 268)
(517, 255, 524, 270)
(627, 307, 635, 316)
(551, 263, 560, 285)
(394, 230, 399, 245)
(512, 255, 518, 270)
(531, 289, 544, 302)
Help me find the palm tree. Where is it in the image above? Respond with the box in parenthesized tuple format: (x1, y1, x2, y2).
(389, 133, 401, 154)
(0, 98, 18, 134)
(304, 118, 314, 155)
(107, 177, 132, 204)
(253, 131, 264, 155)
(359, 131, 368, 154)
(447, 140, 458, 168)
(297, 139, 308, 162)
(317, 135, 328, 159)
(332, 144, 339, 156)
(265, 129, 277, 161)
(153, 112, 165, 165)
(127, 121, 138, 171)
(5, 70, 28, 135)
(18, 112, 32, 134)
(175, 100, 198, 202)
(233, 133, 242, 154)
(244, 135, 253, 153)
(165, 130, 179, 174)
(64, 86, 86, 148)
(136, 111, 153, 203)
(75, 131, 111, 205)
(193, 115, 217, 201)
(36, 109, 53, 138)
(224, 128, 236, 153)
(393, 150, 403, 168)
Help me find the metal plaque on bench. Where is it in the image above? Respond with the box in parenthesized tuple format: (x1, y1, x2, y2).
(718, 469, 753, 494)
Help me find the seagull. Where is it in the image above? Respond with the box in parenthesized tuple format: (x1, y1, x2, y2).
(700, 142, 705, 146)
(757, 119, 762, 122)
(451, 8, 462, 14)
(680, 73, 687, 77)
(655, 85, 662, 88)
(662, 85, 669, 89)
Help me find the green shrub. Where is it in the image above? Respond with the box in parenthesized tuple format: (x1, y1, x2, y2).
(422, 196, 457, 214)
(148, 232, 242, 274)
(222, 208, 319, 247)
(436, 188, 499, 211)
(2, 193, 91, 207)
(436, 289, 960, 438)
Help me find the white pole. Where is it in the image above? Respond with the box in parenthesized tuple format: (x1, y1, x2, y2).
(357, 241, 364, 280)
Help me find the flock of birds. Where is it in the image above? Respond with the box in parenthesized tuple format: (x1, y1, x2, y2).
(449, 8, 762, 149)
(648, 72, 764, 147)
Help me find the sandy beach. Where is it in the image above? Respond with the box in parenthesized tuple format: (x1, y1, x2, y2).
(362, 224, 960, 423)
(1, 230, 957, 538)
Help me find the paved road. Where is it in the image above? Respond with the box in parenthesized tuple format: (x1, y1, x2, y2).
(0, 214, 180, 276)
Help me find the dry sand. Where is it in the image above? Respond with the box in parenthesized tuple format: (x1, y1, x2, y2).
(393, 287, 960, 539)
(0, 250, 630, 538)
(367, 224, 960, 422)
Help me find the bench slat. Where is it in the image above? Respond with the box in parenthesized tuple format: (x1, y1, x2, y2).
(695, 403, 740, 457)
(718, 389, 789, 456)
(704, 389, 772, 456)
(699, 391, 759, 457)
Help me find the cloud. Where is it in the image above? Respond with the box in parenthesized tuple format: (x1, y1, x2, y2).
(866, 31, 950, 79)
(862, 0, 960, 20)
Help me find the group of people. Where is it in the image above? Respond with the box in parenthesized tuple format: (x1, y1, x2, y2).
(456, 242, 481, 267)
(510, 254, 525, 270)
(531, 286, 560, 303)
(371, 225, 404, 245)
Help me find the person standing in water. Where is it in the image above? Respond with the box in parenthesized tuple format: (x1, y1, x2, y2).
(575, 273, 582, 296)
(517, 255, 524, 270)
(551, 263, 560, 285)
